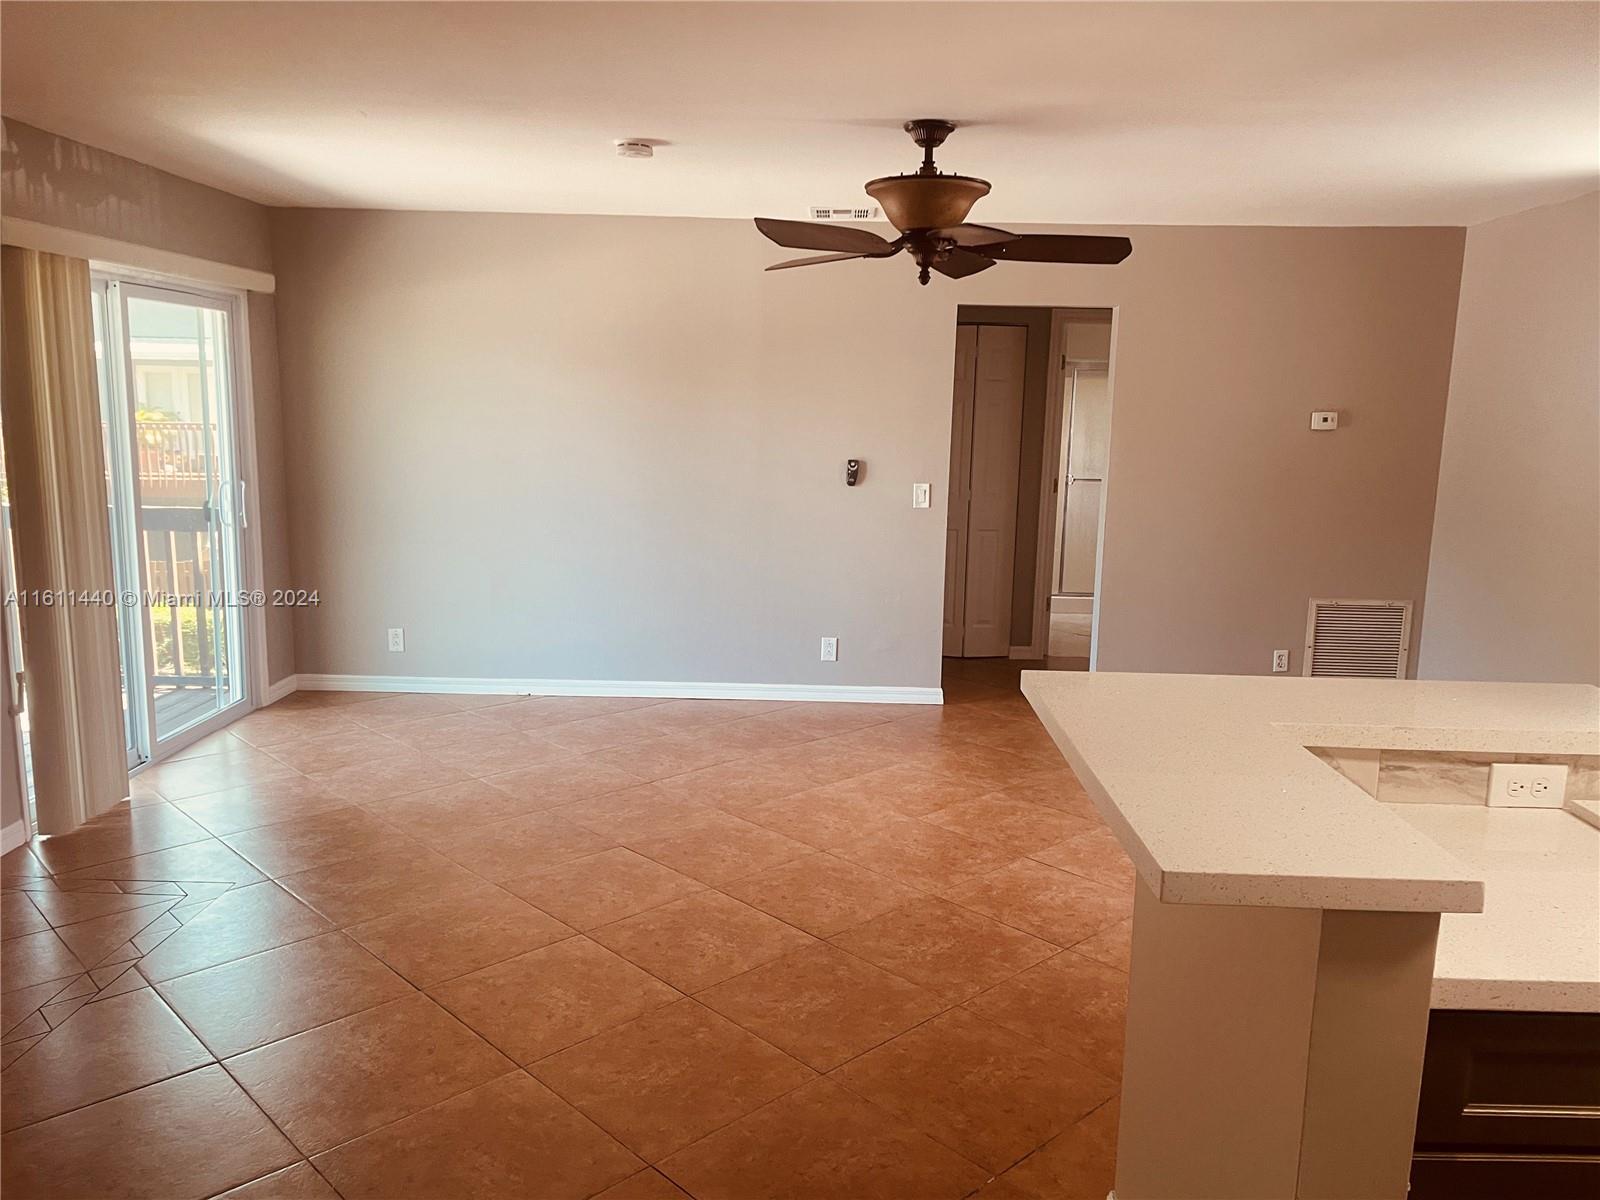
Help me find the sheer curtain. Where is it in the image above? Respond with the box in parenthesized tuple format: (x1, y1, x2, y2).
(0, 246, 128, 834)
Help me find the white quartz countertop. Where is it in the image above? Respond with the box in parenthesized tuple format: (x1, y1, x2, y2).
(1020, 673, 1599, 913)
(1388, 804, 1599, 1012)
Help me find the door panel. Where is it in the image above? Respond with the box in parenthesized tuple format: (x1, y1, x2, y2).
(119, 288, 247, 744)
(1057, 366, 1110, 595)
(1067, 368, 1110, 479)
(1059, 479, 1104, 596)
(960, 326, 1026, 657)
(90, 281, 150, 767)
(943, 327, 977, 656)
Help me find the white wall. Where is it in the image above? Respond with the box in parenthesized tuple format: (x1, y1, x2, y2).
(270, 210, 1465, 689)
(1418, 191, 1600, 683)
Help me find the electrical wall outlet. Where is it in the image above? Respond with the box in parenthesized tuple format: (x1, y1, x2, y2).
(819, 636, 838, 662)
(1271, 649, 1290, 673)
(1487, 762, 1567, 808)
(387, 627, 405, 652)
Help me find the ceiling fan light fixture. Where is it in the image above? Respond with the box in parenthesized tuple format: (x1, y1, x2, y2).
(753, 119, 1132, 284)
(865, 173, 990, 232)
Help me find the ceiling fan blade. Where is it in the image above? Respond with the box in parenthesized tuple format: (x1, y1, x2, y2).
(754, 218, 898, 255)
(978, 235, 1132, 264)
(932, 249, 996, 279)
(935, 223, 1018, 248)
(765, 251, 885, 272)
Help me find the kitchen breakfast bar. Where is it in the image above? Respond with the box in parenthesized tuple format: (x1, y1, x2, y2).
(1022, 672, 1599, 1200)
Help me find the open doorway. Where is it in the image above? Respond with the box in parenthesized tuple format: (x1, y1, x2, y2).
(942, 306, 1114, 684)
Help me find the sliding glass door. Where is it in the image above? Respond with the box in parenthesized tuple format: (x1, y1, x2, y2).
(90, 283, 149, 765)
(93, 274, 250, 758)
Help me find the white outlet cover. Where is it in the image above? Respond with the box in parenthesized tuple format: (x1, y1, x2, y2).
(820, 636, 838, 662)
(1487, 762, 1567, 808)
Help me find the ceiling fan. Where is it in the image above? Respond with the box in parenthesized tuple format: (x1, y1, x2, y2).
(755, 119, 1132, 285)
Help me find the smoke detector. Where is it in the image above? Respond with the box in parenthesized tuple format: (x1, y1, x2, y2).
(614, 140, 655, 159)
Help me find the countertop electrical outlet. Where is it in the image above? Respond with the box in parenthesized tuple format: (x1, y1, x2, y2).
(1487, 762, 1567, 808)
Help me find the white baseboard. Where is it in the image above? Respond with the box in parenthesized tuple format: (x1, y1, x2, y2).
(262, 675, 300, 705)
(2, 819, 30, 855)
(292, 673, 943, 706)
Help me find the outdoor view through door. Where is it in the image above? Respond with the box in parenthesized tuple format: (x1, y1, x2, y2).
(91, 276, 249, 761)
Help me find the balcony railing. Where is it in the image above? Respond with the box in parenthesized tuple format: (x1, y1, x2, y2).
(135, 419, 217, 503)
(123, 421, 229, 687)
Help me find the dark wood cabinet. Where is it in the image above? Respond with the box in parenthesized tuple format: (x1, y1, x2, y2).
(1411, 1009, 1600, 1199)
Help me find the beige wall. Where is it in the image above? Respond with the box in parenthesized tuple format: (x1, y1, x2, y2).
(271, 209, 1464, 687)
(1, 121, 296, 685)
(2, 119, 272, 272)
(1418, 192, 1600, 684)
(246, 292, 298, 685)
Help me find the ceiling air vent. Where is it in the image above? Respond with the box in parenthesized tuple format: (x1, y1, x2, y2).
(809, 206, 882, 221)
(1303, 599, 1412, 678)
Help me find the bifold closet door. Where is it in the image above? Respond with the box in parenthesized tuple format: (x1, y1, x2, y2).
(944, 324, 1026, 658)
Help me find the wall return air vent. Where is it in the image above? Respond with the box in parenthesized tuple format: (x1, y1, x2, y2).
(809, 206, 882, 221)
(1303, 599, 1413, 678)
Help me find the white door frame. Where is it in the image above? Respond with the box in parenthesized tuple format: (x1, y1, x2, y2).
(943, 326, 977, 656)
(90, 276, 154, 768)
(91, 265, 267, 766)
(1022, 308, 1119, 667)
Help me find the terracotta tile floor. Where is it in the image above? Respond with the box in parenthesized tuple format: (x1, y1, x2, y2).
(1, 659, 1129, 1199)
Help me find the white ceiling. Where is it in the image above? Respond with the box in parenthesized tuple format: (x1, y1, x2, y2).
(3, 1, 1596, 226)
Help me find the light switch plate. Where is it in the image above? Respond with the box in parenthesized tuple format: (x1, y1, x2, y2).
(1487, 762, 1567, 808)
(1310, 411, 1339, 431)
(912, 482, 931, 509)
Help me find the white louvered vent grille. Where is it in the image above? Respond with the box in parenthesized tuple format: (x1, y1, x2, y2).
(1303, 599, 1412, 678)
(809, 206, 882, 221)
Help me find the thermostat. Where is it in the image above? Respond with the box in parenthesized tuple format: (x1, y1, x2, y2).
(1310, 411, 1339, 431)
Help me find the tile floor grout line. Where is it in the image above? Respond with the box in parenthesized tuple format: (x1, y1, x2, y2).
(212, 1003, 520, 1163)
(1, 1060, 218, 1135)
(211, 1053, 350, 1186)
(525, 1004, 823, 1170)
(122, 979, 331, 1190)
(154, 931, 424, 1059)
(293, 1065, 529, 1168)
(823, 1053, 1043, 1181)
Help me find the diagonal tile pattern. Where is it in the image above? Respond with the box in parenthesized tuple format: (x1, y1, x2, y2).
(2, 660, 1130, 1197)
